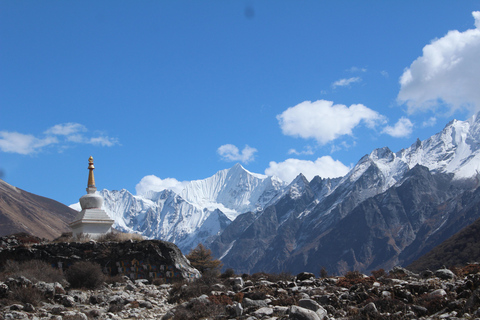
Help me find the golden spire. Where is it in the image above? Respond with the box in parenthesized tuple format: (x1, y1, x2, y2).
(87, 156, 96, 191)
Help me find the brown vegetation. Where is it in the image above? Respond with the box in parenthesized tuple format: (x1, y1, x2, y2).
(65, 261, 105, 289)
(186, 243, 222, 275)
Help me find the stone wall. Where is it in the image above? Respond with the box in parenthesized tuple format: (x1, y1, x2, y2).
(0, 239, 200, 282)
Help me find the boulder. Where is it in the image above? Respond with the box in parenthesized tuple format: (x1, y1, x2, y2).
(289, 305, 321, 320)
(253, 307, 274, 318)
(296, 272, 315, 281)
(435, 268, 455, 280)
(298, 299, 327, 319)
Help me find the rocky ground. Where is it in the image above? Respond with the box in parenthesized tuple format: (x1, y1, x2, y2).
(3, 265, 480, 319)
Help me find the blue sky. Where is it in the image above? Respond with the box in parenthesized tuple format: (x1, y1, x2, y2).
(1, 1, 480, 206)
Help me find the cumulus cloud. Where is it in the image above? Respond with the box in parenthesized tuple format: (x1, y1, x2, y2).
(398, 11, 480, 114)
(0, 123, 119, 155)
(382, 117, 414, 138)
(265, 156, 350, 183)
(135, 175, 188, 195)
(277, 100, 386, 145)
(332, 77, 361, 89)
(217, 144, 257, 164)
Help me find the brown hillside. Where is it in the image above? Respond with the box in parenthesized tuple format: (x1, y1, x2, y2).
(0, 179, 78, 240)
(408, 215, 480, 272)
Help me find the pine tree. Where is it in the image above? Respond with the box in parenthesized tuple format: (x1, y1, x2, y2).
(186, 243, 223, 275)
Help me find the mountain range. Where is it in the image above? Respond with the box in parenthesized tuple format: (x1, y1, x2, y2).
(65, 112, 480, 274)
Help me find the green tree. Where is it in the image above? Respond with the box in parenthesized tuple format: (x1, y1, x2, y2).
(186, 243, 223, 275)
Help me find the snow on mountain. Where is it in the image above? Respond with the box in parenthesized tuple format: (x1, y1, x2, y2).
(340, 112, 480, 198)
(180, 163, 286, 220)
(68, 113, 480, 256)
(70, 164, 286, 252)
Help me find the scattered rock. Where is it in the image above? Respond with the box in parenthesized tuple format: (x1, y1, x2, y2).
(435, 268, 456, 280)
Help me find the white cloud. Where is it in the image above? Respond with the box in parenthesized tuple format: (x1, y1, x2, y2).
(88, 136, 119, 147)
(277, 100, 386, 145)
(0, 123, 119, 155)
(265, 156, 351, 183)
(382, 117, 413, 138)
(398, 11, 480, 114)
(422, 117, 437, 127)
(332, 77, 361, 88)
(288, 146, 314, 156)
(135, 175, 188, 195)
(44, 123, 86, 136)
(217, 144, 257, 164)
(0, 131, 58, 154)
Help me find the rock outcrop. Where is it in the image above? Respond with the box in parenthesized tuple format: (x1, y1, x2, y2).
(0, 238, 200, 282)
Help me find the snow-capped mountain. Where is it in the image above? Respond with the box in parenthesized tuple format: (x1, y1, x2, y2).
(315, 112, 480, 217)
(211, 112, 480, 274)
(70, 164, 286, 253)
(180, 163, 286, 220)
(71, 112, 480, 271)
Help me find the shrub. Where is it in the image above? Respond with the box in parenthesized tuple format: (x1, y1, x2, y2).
(415, 294, 447, 314)
(221, 268, 235, 279)
(186, 243, 222, 275)
(208, 294, 233, 305)
(232, 292, 244, 303)
(105, 274, 126, 285)
(337, 271, 373, 288)
(168, 274, 221, 304)
(345, 270, 363, 279)
(457, 263, 480, 276)
(97, 232, 144, 242)
(320, 267, 328, 278)
(371, 268, 386, 280)
(8, 285, 45, 306)
(65, 261, 105, 289)
(0, 260, 64, 284)
(245, 271, 293, 282)
(172, 298, 226, 320)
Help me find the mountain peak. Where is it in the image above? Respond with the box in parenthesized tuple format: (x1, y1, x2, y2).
(228, 163, 267, 180)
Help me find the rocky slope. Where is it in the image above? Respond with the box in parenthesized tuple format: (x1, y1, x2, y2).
(408, 202, 480, 273)
(0, 179, 77, 240)
(3, 262, 480, 319)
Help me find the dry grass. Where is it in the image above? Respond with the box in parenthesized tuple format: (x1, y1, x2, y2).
(0, 260, 64, 284)
(96, 232, 144, 242)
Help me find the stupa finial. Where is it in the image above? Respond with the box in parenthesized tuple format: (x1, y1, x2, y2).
(87, 156, 96, 193)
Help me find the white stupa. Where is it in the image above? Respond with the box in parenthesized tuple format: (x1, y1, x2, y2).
(69, 156, 114, 239)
